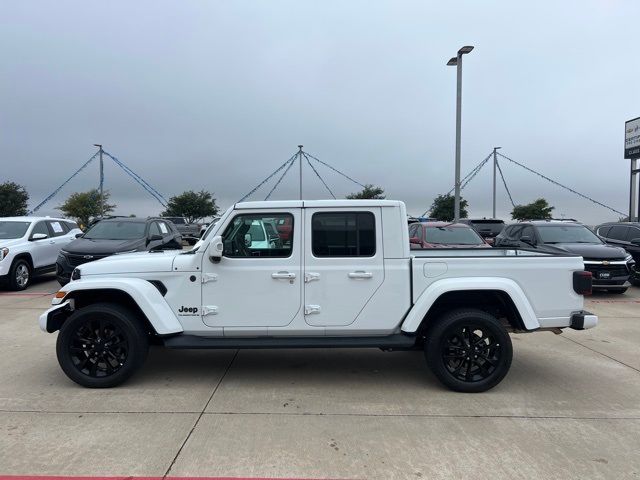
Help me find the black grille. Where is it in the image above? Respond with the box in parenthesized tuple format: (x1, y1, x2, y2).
(66, 253, 109, 267)
(585, 264, 629, 277)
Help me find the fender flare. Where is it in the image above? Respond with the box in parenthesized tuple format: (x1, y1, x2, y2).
(52, 278, 183, 335)
(401, 277, 540, 333)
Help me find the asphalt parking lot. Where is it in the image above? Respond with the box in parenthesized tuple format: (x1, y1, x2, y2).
(0, 275, 639, 480)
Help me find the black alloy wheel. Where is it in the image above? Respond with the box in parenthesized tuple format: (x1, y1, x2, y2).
(56, 303, 149, 388)
(425, 309, 512, 393)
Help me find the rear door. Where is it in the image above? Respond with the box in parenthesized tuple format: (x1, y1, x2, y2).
(303, 208, 383, 326)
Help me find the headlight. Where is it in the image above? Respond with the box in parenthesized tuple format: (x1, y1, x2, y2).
(115, 249, 137, 255)
(0, 247, 8, 261)
(625, 254, 634, 262)
(71, 268, 81, 281)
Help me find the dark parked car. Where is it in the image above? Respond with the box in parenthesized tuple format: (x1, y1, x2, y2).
(409, 222, 491, 249)
(56, 217, 182, 285)
(595, 222, 640, 284)
(495, 220, 634, 293)
(459, 218, 505, 245)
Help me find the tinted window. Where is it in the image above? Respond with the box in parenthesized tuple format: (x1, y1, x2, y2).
(537, 225, 602, 244)
(222, 213, 292, 258)
(31, 221, 49, 238)
(597, 225, 612, 238)
(48, 220, 67, 237)
(166, 217, 185, 225)
(312, 212, 375, 257)
(84, 221, 147, 240)
(520, 226, 535, 240)
(416, 225, 424, 240)
(0, 221, 31, 239)
(608, 225, 629, 241)
(149, 222, 162, 236)
(507, 225, 525, 239)
(629, 227, 640, 242)
(424, 226, 484, 245)
(469, 220, 505, 235)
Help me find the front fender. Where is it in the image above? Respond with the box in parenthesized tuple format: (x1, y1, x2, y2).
(401, 277, 540, 333)
(47, 277, 184, 335)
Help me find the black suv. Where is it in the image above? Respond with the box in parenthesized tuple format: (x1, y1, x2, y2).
(56, 217, 182, 285)
(495, 220, 634, 293)
(459, 219, 505, 245)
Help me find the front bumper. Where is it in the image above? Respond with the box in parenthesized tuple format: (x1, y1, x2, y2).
(569, 311, 598, 330)
(39, 299, 73, 333)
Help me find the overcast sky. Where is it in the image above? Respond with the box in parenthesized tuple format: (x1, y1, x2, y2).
(1, 0, 638, 223)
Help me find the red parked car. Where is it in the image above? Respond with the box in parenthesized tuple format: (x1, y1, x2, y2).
(276, 216, 293, 244)
(409, 222, 491, 249)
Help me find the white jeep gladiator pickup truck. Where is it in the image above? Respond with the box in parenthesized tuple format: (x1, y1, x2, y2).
(39, 200, 597, 392)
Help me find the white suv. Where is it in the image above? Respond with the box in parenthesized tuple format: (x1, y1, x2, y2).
(0, 217, 82, 290)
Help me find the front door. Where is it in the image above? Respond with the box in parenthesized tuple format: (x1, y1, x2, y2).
(303, 208, 384, 327)
(201, 210, 302, 328)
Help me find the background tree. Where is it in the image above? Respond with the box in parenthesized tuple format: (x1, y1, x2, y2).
(511, 198, 554, 221)
(161, 190, 219, 224)
(429, 193, 468, 221)
(0, 182, 29, 216)
(58, 189, 115, 228)
(346, 184, 386, 199)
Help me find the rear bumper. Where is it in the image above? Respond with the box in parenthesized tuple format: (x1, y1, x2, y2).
(569, 311, 598, 330)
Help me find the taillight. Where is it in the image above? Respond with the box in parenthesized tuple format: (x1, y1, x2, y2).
(573, 270, 592, 295)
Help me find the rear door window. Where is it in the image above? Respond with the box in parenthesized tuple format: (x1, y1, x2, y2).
(597, 225, 612, 238)
(312, 212, 375, 257)
(48, 221, 67, 237)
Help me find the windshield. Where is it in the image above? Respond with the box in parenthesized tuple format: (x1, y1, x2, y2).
(0, 221, 31, 239)
(537, 225, 602, 244)
(84, 221, 147, 240)
(425, 226, 484, 245)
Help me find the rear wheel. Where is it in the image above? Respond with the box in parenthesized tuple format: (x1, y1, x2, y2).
(425, 309, 512, 393)
(56, 303, 149, 388)
(9, 258, 31, 291)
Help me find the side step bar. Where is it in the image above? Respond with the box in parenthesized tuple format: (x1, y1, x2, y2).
(163, 333, 418, 350)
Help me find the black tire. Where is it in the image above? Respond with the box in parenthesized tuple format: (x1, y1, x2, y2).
(8, 258, 31, 291)
(425, 308, 512, 393)
(56, 303, 149, 388)
(609, 288, 628, 294)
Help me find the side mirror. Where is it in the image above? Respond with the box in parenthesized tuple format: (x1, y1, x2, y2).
(31, 233, 48, 241)
(244, 233, 252, 247)
(209, 235, 224, 263)
(631, 238, 640, 246)
(75, 233, 84, 238)
(409, 237, 421, 245)
(520, 235, 535, 246)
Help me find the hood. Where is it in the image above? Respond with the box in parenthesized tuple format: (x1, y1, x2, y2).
(543, 242, 629, 260)
(0, 237, 28, 248)
(64, 237, 146, 255)
(78, 250, 180, 275)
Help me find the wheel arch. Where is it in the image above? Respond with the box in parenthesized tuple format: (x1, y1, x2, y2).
(45, 278, 183, 335)
(401, 278, 540, 334)
(12, 252, 33, 268)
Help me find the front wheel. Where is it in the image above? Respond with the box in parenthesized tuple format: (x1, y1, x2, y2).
(9, 258, 31, 291)
(425, 309, 513, 393)
(56, 303, 149, 388)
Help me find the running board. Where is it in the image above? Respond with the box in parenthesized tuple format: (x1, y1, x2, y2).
(162, 333, 417, 350)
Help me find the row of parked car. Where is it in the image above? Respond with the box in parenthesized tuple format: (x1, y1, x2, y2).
(0, 216, 194, 290)
(1, 210, 639, 294)
(408, 217, 639, 293)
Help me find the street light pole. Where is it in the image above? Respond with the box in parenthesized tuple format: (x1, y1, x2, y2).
(297, 145, 304, 200)
(492, 146, 501, 218)
(93, 144, 104, 217)
(447, 46, 474, 222)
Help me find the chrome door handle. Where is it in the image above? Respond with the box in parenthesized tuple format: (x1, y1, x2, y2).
(348, 271, 373, 279)
(49, 240, 56, 244)
(272, 271, 296, 279)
